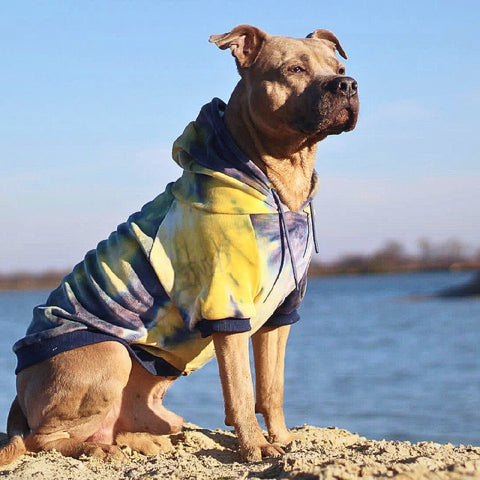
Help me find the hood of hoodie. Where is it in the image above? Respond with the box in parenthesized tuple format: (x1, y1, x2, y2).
(171, 98, 319, 215)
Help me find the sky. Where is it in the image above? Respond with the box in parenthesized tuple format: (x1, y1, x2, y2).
(1, 0, 479, 272)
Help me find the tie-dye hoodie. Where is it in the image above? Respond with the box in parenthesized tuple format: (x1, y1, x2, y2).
(14, 98, 319, 377)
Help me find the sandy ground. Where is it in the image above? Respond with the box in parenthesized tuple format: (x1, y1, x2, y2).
(1, 424, 480, 479)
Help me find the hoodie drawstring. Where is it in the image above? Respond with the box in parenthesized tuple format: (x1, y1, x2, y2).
(309, 202, 320, 254)
(265, 191, 319, 301)
(271, 190, 300, 291)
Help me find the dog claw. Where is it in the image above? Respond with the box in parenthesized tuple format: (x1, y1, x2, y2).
(262, 444, 284, 458)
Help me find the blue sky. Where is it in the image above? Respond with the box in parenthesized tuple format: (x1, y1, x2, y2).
(1, 0, 479, 272)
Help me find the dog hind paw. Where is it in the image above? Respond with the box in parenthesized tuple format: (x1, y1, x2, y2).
(92, 444, 127, 462)
(115, 432, 173, 456)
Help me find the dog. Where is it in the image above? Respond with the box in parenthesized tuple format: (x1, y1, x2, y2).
(0, 25, 358, 464)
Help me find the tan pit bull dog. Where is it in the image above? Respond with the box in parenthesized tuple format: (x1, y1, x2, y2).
(0, 25, 358, 464)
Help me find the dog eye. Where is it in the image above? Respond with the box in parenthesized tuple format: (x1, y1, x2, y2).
(289, 65, 305, 74)
(338, 66, 346, 75)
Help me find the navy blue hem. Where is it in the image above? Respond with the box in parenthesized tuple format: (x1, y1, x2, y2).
(264, 309, 300, 327)
(130, 345, 182, 377)
(14, 330, 181, 377)
(197, 318, 251, 338)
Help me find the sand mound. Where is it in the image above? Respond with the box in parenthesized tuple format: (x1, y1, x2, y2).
(1, 424, 480, 479)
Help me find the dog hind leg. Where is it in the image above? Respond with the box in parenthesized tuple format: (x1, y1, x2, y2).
(117, 359, 184, 436)
(16, 342, 132, 460)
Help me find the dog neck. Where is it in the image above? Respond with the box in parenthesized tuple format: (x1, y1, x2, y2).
(224, 87, 318, 212)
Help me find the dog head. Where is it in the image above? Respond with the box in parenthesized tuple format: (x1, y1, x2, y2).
(210, 25, 359, 147)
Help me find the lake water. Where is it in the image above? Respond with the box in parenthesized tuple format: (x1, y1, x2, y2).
(1, 271, 479, 446)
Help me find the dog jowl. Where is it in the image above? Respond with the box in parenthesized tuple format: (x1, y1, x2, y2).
(0, 25, 358, 465)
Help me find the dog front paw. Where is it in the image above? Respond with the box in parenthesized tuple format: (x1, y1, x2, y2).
(239, 435, 285, 462)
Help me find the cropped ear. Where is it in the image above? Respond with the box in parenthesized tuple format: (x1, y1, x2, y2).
(209, 25, 267, 68)
(306, 29, 347, 59)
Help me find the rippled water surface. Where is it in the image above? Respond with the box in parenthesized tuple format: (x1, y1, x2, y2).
(1, 271, 479, 445)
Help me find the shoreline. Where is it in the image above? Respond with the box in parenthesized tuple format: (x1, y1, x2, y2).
(1, 424, 480, 479)
(1, 264, 479, 292)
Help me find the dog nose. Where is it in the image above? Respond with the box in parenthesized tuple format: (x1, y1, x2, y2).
(327, 76, 358, 97)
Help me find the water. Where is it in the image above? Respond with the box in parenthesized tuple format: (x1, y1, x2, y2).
(1, 271, 479, 446)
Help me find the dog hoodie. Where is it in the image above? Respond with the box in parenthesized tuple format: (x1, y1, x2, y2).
(13, 98, 319, 376)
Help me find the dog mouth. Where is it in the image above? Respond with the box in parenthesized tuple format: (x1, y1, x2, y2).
(297, 104, 358, 137)
(334, 106, 358, 132)
(316, 95, 360, 135)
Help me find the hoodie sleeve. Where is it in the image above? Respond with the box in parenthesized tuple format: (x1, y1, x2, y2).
(153, 202, 262, 336)
(195, 211, 261, 337)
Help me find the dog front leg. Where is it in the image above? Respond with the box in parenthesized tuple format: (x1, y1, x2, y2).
(212, 331, 284, 462)
(251, 325, 294, 445)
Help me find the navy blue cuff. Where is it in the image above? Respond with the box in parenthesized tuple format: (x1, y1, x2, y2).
(264, 309, 300, 327)
(130, 345, 182, 377)
(196, 318, 252, 338)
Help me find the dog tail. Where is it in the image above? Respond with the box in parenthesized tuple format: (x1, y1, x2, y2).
(0, 397, 28, 465)
(0, 436, 27, 466)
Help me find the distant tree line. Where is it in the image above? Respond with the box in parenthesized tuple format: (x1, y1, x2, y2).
(309, 238, 480, 276)
(0, 271, 65, 291)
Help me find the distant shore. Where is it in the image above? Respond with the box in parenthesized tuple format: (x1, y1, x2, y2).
(1, 261, 480, 292)
(3, 237, 479, 291)
(0, 271, 67, 291)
